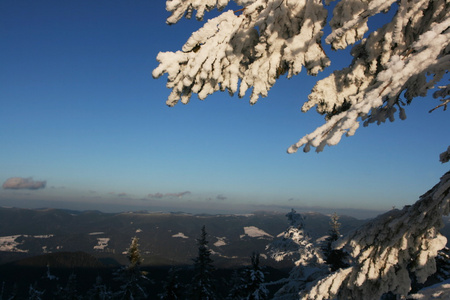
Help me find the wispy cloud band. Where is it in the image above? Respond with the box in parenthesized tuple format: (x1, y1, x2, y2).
(2, 177, 47, 190)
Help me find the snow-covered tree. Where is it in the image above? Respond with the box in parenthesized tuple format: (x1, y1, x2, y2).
(321, 213, 348, 272)
(153, 0, 449, 153)
(226, 252, 268, 300)
(153, 1, 449, 298)
(434, 247, 450, 283)
(268, 209, 328, 299)
(300, 167, 450, 300)
(244, 252, 269, 300)
(268, 209, 320, 265)
(113, 236, 149, 300)
(191, 225, 216, 300)
(159, 267, 182, 300)
(62, 273, 79, 300)
(28, 283, 44, 300)
(87, 275, 112, 300)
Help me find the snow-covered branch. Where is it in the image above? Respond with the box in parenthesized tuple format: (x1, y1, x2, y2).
(154, 0, 329, 106)
(301, 171, 450, 300)
(289, 4, 450, 152)
(156, 0, 449, 153)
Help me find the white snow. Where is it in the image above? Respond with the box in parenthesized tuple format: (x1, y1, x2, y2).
(241, 226, 273, 239)
(407, 279, 450, 299)
(155, 0, 448, 154)
(0, 235, 28, 253)
(93, 237, 110, 250)
(33, 234, 54, 238)
(89, 232, 105, 235)
(172, 232, 189, 239)
(214, 237, 227, 247)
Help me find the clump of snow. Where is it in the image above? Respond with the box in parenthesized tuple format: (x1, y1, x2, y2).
(172, 232, 189, 239)
(0, 235, 28, 253)
(214, 237, 227, 247)
(89, 232, 105, 236)
(440, 146, 450, 164)
(241, 226, 273, 239)
(34, 234, 54, 238)
(93, 238, 110, 250)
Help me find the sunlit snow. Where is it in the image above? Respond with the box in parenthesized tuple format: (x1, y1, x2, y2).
(172, 232, 189, 239)
(407, 279, 450, 299)
(89, 232, 105, 235)
(0, 235, 28, 253)
(93, 237, 110, 250)
(214, 237, 227, 247)
(240, 226, 273, 239)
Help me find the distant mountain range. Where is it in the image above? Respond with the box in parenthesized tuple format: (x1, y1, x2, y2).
(0, 207, 368, 267)
(0, 207, 448, 269)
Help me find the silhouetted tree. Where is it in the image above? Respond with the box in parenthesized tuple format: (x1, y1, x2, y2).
(190, 225, 215, 299)
(159, 267, 182, 300)
(114, 236, 149, 300)
(321, 213, 349, 272)
(242, 252, 269, 300)
(87, 275, 112, 300)
(28, 283, 44, 300)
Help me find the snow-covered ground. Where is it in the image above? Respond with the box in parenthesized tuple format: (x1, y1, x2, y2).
(0, 235, 28, 253)
(214, 237, 227, 247)
(0, 234, 54, 253)
(89, 232, 105, 235)
(93, 237, 110, 250)
(240, 226, 273, 239)
(172, 232, 189, 239)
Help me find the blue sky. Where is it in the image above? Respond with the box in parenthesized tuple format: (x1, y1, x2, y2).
(1, 0, 448, 218)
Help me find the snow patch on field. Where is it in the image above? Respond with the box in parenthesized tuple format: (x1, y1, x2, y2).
(240, 226, 273, 239)
(0, 235, 28, 252)
(172, 232, 189, 239)
(0, 234, 55, 253)
(214, 237, 227, 247)
(94, 238, 110, 250)
(89, 232, 104, 235)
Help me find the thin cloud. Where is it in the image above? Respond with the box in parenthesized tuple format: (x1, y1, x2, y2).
(2, 177, 46, 190)
(117, 193, 127, 197)
(147, 191, 191, 199)
(216, 194, 227, 201)
(165, 191, 191, 198)
(148, 192, 164, 199)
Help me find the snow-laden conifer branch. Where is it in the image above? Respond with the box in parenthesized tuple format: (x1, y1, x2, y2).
(289, 6, 450, 153)
(300, 170, 450, 300)
(156, 0, 449, 153)
(154, 0, 330, 106)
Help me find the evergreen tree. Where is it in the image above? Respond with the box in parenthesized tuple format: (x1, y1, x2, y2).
(226, 269, 246, 300)
(64, 273, 79, 300)
(159, 267, 182, 300)
(242, 252, 269, 300)
(114, 236, 149, 300)
(190, 225, 215, 300)
(87, 275, 112, 300)
(269, 209, 328, 299)
(28, 283, 44, 300)
(321, 213, 349, 271)
(6, 283, 18, 300)
(227, 253, 268, 300)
